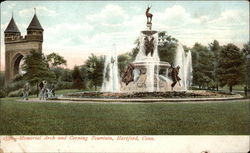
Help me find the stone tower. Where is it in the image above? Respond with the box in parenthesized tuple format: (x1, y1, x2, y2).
(4, 11, 43, 85)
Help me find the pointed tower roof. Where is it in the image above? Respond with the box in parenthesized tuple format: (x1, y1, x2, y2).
(4, 16, 20, 33)
(27, 11, 43, 31)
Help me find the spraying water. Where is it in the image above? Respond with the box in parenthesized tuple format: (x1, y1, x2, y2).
(185, 50, 193, 89)
(101, 44, 120, 92)
(174, 44, 193, 90)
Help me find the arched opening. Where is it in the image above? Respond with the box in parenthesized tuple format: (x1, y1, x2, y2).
(12, 53, 25, 77)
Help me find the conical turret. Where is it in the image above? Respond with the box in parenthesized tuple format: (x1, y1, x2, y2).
(26, 9, 43, 42)
(27, 13, 43, 31)
(4, 16, 20, 33)
(4, 15, 21, 42)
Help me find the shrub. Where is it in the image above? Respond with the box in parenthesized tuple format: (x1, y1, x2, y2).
(7, 86, 37, 97)
(8, 88, 23, 97)
(56, 81, 73, 90)
(5, 80, 26, 94)
(0, 89, 6, 98)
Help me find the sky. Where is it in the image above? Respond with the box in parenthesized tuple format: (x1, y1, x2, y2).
(0, 1, 249, 70)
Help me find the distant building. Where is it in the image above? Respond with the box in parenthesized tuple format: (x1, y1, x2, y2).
(4, 11, 43, 85)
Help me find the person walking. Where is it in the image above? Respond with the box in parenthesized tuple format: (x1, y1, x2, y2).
(22, 82, 30, 100)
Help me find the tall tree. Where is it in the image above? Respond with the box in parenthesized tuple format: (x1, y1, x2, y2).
(191, 43, 214, 89)
(242, 41, 250, 94)
(209, 40, 221, 90)
(47, 52, 67, 67)
(85, 54, 104, 90)
(72, 66, 85, 89)
(22, 50, 56, 96)
(158, 31, 178, 64)
(217, 43, 245, 92)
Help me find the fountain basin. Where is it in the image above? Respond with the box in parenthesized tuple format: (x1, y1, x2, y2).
(62, 90, 242, 101)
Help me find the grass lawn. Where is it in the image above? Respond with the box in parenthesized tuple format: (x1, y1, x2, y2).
(0, 97, 249, 135)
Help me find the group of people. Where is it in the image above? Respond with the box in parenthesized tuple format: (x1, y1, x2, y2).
(22, 80, 55, 101)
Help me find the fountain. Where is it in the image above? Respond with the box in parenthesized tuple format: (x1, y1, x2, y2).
(101, 44, 120, 92)
(120, 6, 192, 92)
(60, 6, 241, 101)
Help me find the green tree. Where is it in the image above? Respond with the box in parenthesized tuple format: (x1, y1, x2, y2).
(242, 41, 250, 95)
(51, 67, 71, 82)
(47, 52, 67, 67)
(158, 31, 178, 64)
(209, 40, 221, 90)
(0, 71, 4, 88)
(191, 43, 214, 89)
(217, 43, 245, 92)
(118, 53, 133, 76)
(85, 54, 104, 90)
(22, 50, 56, 96)
(72, 66, 85, 89)
(118, 38, 139, 76)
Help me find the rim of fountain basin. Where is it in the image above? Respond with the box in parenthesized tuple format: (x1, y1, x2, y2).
(52, 95, 244, 103)
(133, 61, 171, 67)
(54, 90, 244, 103)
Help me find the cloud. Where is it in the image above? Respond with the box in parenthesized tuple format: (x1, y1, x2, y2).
(19, 6, 58, 17)
(1, 3, 248, 70)
(154, 5, 192, 29)
(209, 9, 248, 27)
(129, 6, 141, 13)
(86, 4, 129, 26)
(7, 3, 16, 9)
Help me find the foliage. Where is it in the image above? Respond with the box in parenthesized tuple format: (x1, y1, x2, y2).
(79, 66, 88, 88)
(7, 88, 23, 97)
(217, 43, 245, 92)
(242, 41, 250, 94)
(5, 79, 26, 94)
(0, 71, 4, 88)
(118, 53, 133, 76)
(56, 81, 73, 90)
(72, 66, 85, 89)
(0, 89, 6, 98)
(46, 52, 67, 67)
(85, 54, 105, 90)
(51, 67, 73, 88)
(191, 43, 214, 88)
(209, 40, 221, 90)
(158, 31, 178, 64)
(22, 50, 56, 85)
(7, 86, 36, 97)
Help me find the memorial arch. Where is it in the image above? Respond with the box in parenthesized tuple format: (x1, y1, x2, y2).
(4, 12, 43, 85)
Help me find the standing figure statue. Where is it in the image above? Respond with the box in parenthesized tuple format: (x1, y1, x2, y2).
(170, 65, 181, 90)
(145, 5, 153, 24)
(144, 36, 155, 56)
(22, 82, 30, 100)
(122, 64, 135, 85)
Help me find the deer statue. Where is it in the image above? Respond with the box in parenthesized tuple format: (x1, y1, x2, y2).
(145, 5, 153, 24)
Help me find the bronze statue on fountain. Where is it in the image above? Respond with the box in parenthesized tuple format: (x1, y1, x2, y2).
(121, 6, 174, 92)
(145, 5, 153, 24)
(144, 36, 155, 57)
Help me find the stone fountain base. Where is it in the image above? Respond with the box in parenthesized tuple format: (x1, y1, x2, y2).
(121, 61, 185, 92)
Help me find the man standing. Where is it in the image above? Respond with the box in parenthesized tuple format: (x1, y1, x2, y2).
(39, 80, 47, 100)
